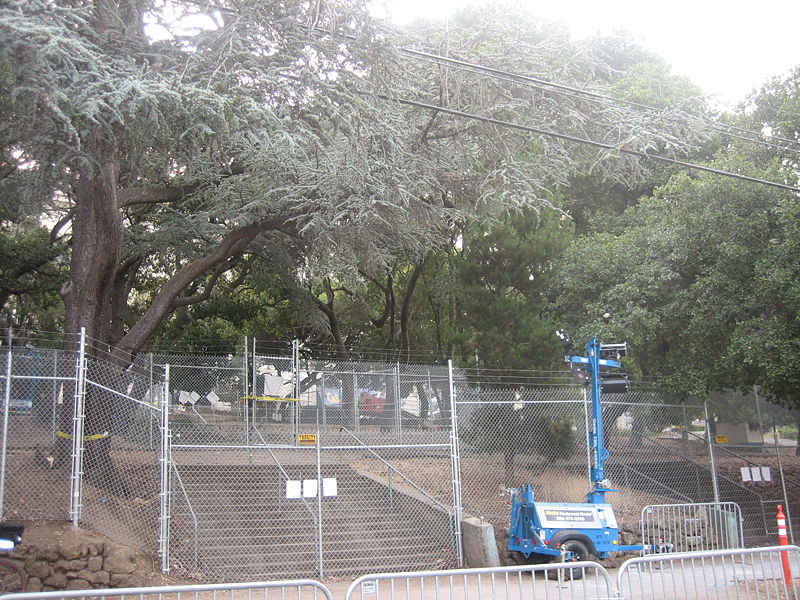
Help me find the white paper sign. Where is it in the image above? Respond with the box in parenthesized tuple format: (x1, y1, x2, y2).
(742, 466, 771, 482)
(286, 480, 302, 499)
(303, 479, 318, 498)
(323, 478, 338, 497)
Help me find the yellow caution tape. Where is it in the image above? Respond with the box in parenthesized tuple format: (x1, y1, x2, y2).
(56, 431, 110, 441)
(239, 396, 301, 403)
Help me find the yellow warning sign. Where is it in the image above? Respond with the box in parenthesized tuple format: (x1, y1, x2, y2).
(715, 435, 729, 444)
(298, 433, 317, 445)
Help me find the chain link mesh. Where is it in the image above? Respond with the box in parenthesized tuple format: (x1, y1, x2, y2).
(77, 357, 162, 554)
(2, 339, 800, 583)
(0, 347, 73, 520)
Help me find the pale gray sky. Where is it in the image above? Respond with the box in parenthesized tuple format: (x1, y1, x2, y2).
(375, 0, 800, 108)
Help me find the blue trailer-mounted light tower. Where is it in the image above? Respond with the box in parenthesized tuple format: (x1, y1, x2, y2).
(508, 331, 641, 572)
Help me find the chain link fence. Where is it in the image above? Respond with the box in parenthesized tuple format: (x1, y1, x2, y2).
(1, 334, 800, 584)
(0, 346, 73, 521)
(166, 352, 458, 580)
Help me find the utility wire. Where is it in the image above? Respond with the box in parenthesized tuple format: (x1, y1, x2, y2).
(401, 47, 800, 154)
(380, 94, 800, 193)
(312, 28, 798, 190)
(311, 27, 800, 151)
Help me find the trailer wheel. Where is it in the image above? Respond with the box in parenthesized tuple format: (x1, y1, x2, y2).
(561, 539, 590, 580)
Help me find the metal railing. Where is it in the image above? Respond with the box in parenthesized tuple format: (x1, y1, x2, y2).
(3, 546, 800, 599)
(346, 564, 616, 600)
(641, 502, 744, 554)
(339, 427, 454, 516)
(0, 579, 335, 600)
(264, 445, 323, 576)
(617, 545, 800, 599)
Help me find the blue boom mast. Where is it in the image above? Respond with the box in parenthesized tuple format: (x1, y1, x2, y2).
(563, 336, 628, 503)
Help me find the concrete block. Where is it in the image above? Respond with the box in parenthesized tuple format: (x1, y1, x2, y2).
(462, 517, 500, 568)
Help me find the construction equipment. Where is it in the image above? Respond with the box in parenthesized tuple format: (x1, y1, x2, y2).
(508, 332, 641, 576)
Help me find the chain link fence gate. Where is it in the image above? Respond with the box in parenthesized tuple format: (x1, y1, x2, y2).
(165, 351, 460, 581)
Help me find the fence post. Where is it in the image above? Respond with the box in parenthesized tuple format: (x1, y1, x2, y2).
(352, 371, 359, 432)
(245, 337, 252, 464)
(703, 401, 720, 503)
(754, 385, 766, 447)
(448, 359, 464, 567)
(242, 336, 249, 399)
(315, 430, 324, 579)
(70, 327, 87, 527)
(292, 340, 300, 442)
(0, 330, 12, 518)
(394, 363, 401, 441)
(159, 364, 171, 572)
(773, 413, 794, 543)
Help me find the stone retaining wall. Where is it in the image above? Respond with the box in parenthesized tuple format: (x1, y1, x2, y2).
(9, 521, 162, 593)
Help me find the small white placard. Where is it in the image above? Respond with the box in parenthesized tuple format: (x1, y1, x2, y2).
(303, 479, 318, 498)
(323, 478, 338, 497)
(206, 391, 220, 407)
(187, 391, 200, 405)
(761, 466, 772, 482)
(750, 467, 762, 482)
(286, 480, 302, 499)
(741, 467, 751, 482)
(361, 581, 376, 594)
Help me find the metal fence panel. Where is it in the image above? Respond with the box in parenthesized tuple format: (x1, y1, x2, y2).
(78, 357, 163, 556)
(158, 354, 248, 448)
(640, 502, 744, 554)
(1, 347, 74, 521)
(617, 545, 800, 600)
(454, 387, 590, 524)
(167, 440, 458, 581)
(346, 564, 615, 600)
(0, 579, 334, 600)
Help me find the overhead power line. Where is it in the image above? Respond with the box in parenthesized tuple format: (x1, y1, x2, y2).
(312, 27, 799, 152)
(380, 94, 800, 194)
(312, 27, 798, 191)
(401, 47, 800, 154)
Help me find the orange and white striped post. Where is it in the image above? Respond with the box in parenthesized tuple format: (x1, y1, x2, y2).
(777, 504, 792, 585)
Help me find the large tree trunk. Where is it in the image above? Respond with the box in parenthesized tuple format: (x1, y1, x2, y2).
(62, 134, 123, 345)
(398, 258, 425, 359)
(56, 131, 124, 475)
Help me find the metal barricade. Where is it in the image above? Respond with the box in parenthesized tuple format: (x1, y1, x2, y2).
(617, 545, 800, 599)
(0, 579, 334, 600)
(346, 564, 616, 600)
(641, 502, 744, 554)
